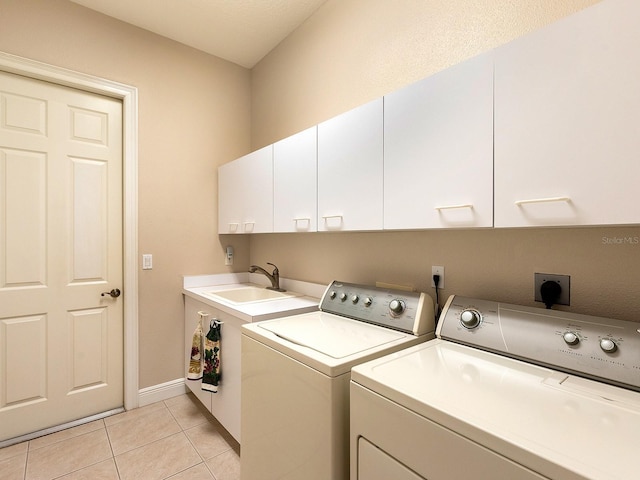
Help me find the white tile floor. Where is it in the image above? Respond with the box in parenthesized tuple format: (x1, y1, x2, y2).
(0, 393, 240, 480)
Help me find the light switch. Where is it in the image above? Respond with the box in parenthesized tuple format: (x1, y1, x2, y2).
(142, 254, 153, 270)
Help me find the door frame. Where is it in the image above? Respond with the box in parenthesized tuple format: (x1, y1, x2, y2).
(0, 51, 139, 410)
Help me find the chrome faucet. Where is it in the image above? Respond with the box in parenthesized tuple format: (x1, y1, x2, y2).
(249, 262, 285, 292)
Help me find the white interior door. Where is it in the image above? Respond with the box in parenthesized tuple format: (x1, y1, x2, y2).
(0, 71, 123, 442)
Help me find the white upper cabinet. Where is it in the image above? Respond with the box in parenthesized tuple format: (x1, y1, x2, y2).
(494, 0, 640, 227)
(218, 145, 273, 234)
(317, 98, 384, 231)
(273, 126, 318, 232)
(384, 53, 494, 230)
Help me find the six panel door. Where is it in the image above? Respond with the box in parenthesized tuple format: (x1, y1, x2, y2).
(0, 71, 124, 442)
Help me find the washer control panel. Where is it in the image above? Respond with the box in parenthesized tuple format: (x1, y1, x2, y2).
(320, 281, 435, 336)
(438, 295, 640, 391)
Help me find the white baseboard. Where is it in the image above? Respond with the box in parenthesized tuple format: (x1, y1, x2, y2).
(138, 378, 187, 407)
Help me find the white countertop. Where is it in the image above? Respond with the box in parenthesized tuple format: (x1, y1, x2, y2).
(183, 273, 324, 322)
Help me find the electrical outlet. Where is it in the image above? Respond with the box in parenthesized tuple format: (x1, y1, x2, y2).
(534, 273, 570, 306)
(431, 265, 445, 289)
(142, 254, 153, 270)
(225, 246, 234, 266)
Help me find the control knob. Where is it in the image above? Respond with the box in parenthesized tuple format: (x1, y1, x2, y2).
(329, 291, 336, 299)
(600, 338, 618, 353)
(389, 299, 405, 316)
(364, 297, 373, 307)
(563, 332, 580, 346)
(460, 309, 482, 329)
(351, 295, 359, 304)
(339, 293, 347, 302)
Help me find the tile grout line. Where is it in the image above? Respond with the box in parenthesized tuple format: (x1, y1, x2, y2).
(22, 444, 28, 480)
(104, 418, 123, 480)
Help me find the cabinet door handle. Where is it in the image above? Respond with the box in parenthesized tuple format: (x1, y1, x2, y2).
(243, 222, 255, 232)
(294, 217, 311, 229)
(434, 203, 473, 211)
(322, 214, 344, 229)
(515, 196, 571, 206)
(228, 223, 239, 232)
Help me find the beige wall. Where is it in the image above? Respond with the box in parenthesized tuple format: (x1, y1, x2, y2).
(248, 0, 640, 323)
(0, 0, 251, 388)
(2, 0, 638, 395)
(251, 0, 601, 147)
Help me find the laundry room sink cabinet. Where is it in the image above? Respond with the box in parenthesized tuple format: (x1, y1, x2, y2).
(494, 0, 640, 227)
(184, 296, 244, 440)
(183, 275, 322, 442)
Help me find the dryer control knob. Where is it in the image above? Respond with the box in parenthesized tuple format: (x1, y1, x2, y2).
(329, 291, 336, 299)
(563, 332, 580, 345)
(364, 297, 373, 307)
(460, 309, 482, 329)
(339, 292, 348, 302)
(600, 338, 618, 353)
(389, 299, 405, 316)
(351, 295, 359, 304)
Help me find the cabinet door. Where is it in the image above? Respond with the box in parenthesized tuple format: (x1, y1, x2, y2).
(218, 145, 273, 233)
(273, 126, 318, 232)
(384, 53, 494, 230)
(241, 145, 273, 233)
(184, 297, 212, 412)
(218, 158, 244, 234)
(494, 0, 640, 227)
(318, 98, 383, 231)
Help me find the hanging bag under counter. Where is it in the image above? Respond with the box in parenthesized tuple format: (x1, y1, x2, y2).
(187, 310, 223, 392)
(202, 318, 222, 393)
(187, 311, 206, 381)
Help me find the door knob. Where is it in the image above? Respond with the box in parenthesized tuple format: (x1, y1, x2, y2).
(101, 288, 121, 298)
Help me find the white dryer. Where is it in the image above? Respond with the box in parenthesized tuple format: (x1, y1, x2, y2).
(351, 295, 640, 480)
(241, 281, 435, 480)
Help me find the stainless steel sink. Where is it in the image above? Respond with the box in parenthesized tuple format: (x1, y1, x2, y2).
(206, 285, 301, 304)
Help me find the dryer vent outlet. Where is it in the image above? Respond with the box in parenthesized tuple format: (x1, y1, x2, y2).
(534, 273, 570, 306)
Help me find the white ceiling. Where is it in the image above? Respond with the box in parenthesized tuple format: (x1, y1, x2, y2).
(70, 0, 329, 68)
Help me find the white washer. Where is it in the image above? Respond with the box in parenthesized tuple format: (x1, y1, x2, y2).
(351, 295, 640, 480)
(241, 281, 435, 480)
